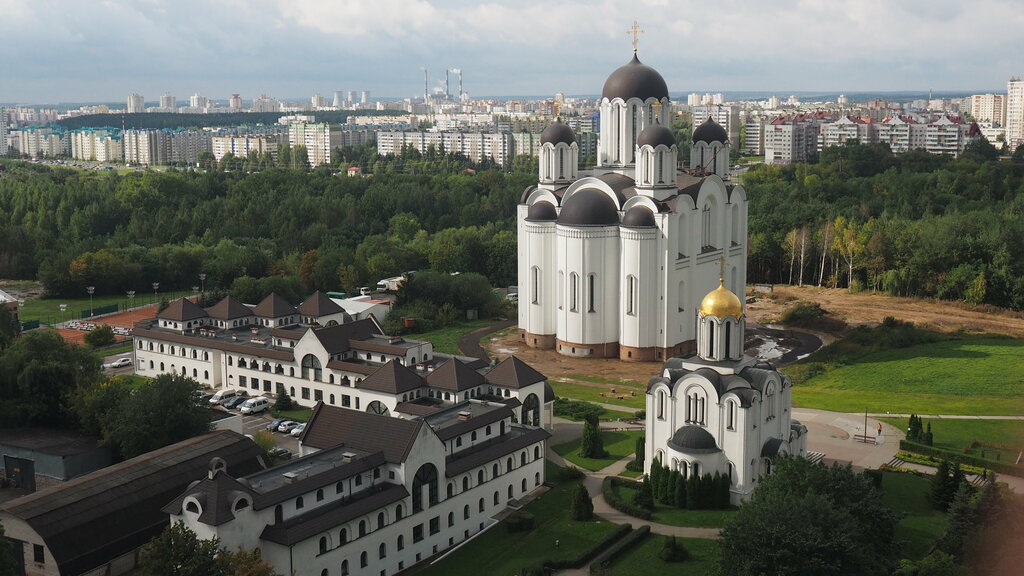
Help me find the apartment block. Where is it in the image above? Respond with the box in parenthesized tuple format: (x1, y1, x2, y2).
(1007, 77, 1024, 152)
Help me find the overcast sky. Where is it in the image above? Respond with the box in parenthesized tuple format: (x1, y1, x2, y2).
(2, 0, 1022, 104)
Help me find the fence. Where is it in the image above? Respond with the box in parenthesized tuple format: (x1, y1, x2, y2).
(80, 303, 119, 319)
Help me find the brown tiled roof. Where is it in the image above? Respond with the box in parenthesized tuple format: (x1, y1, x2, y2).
(445, 427, 551, 477)
(358, 360, 425, 394)
(269, 327, 305, 339)
(297, 290, 344, 317)
(427, 358, 485, 392)
(484, 356, 546, 389)
(260, 483, 408, 546)
(0, 431, 264, 576)
(157, 297, 208, 321)
(394, 401, 445, 417)
(133, 326, 295, 361)
(252, 293, 297, 318)
(350, 339, 413, 355)
(206, 295, 254, 320)
(324, 360, 378, 375)
(312, 318, 382, 354)
(300, 403, 423, 463)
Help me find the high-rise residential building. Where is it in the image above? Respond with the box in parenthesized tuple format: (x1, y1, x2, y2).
(692, 106, 741, 150)
(1006, 77, 1024, 152)
(14, 126, 68, 157)
(189, 93, 209, 109)
(123, 129, 168, 165)
(332, 91, 343, 107)
(360, 90, 370, 104)
(229, 94, 243, 111)
(127, 93, 145, 114)
(71, 128, 122, 162)
(211, 134, 281, 163)
(252, 94, 280, 113)
(311, 93, 327, 108)
(160, 92, 176, 110)
(764, 115, 820, 164)
(968, 94, 1006, 127)
(687, 92, 702, 107)
(0, 107, 8, 156)
(288, 123, 342, 167)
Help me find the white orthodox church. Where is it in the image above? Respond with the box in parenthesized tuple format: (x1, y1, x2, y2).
(517, 51, 743, 361)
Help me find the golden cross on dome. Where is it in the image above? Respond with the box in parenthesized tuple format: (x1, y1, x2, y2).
(627, 20, 644, 53)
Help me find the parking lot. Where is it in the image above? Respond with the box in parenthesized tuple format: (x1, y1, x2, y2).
(241, 411, 302, 456)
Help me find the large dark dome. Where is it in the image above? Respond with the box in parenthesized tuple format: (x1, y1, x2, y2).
(558, 188, 619, 226)
(636, 122, 675, 148)
(540, 121, 576, 145)
(602, 54, 669, 102)
(667, 425, 720, 453)
(525, 201, 557, 221)
(692, 117, 728, 144)
(620, 206, 656, 228)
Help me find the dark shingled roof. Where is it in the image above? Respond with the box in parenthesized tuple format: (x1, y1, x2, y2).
(252, 292, 297, 318)
(358, 360, 426, 394)
(312, 318, 382, 354)
(445, 427, 551, 477)
(761, 437, 784, 458)
(206, 295, 253, 321)
(602, 54, 669, 101)
(636, 121, 675, 148)
(485, 356, 546, 389)
(260, 483, 408, 546)
(131, 324, 295, 361)
(158, 297, 208, 322)
(0, 431, 264, 576)
(433, 405, 515, 442)
(298, 290, 345, 317)
(427, 358, 485, 392)
(667, 425, 720, 454)
(173, 469, 255, 527)
(540, 120, 576, 145)
(692, 117, 729, 144)
(300, 403, 423, 463)
(526, 201, 558, 221)
(558, 187, 619, 227)
(620, 206, 656, 228)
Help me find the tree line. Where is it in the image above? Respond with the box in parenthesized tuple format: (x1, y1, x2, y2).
(54, 109, 404, 131)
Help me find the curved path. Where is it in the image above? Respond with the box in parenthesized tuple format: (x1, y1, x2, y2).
(456, 318, 515, 360)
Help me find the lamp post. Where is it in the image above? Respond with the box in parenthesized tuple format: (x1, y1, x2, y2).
(152, 282, 160, 306)
(126, 290, 135, 331)
(199, 273, 206, 296)
(86, 286, 95, 318)
(59, 303, 67, 327)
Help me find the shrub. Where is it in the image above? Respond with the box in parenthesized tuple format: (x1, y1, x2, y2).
(553, 398, 604, 422)
(589, 526, 651, 574)
(602, 477, 653, 520)
(85, 324, 116, 348)
(580, 416, 608, 458)
(779, 301, 824, 325)
(571, 483, 594, 521)
(505, 511, 535, 533)
(275, 390, 294, 411)
(658, 535, 690, 562)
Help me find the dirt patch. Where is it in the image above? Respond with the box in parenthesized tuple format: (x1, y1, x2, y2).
(0, 280, 44, 301)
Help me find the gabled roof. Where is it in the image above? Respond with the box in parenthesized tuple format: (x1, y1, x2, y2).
(300, 403, 423, 463)
(260, 484, 408, 546)
(158, 297, 208, 322)
(358, 360, 426, 394)
(177, 469, 255, 526)
(485, 356, 546, 389)
(297, 290, 344, 317)
(311, 318, 382, 354)
(252, 292, 297, 318)
(206, 295, 253, 321)
(0, 431, 264, 576)
(426, 358, 485, 392)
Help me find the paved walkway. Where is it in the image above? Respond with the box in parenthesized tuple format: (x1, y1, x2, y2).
(456, 318, 515, 361)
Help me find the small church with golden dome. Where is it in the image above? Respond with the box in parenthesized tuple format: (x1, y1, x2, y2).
(644, 276, 808, 503)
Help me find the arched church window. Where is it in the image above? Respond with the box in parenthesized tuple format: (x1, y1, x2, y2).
(626, 275, 637, 316)
(657, 390, 666, 420)
(557, 270, 564, 310)
(725, 320, 732, 358)
(301, 354, 322, 381)
(702, 204, 713, 249)
(569, 273, 579, 312)
(708, 321, 715, 358)
(530, 266, 541, 304)
(587, 274, 596, 313)
(726, 400, 736, 430)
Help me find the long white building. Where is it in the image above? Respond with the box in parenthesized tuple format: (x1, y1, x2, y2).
(1008, 77, 1024, 152)
(289, 123, 343, 167)
(376, 131, 517, 167)
(70, 128, 122, 162)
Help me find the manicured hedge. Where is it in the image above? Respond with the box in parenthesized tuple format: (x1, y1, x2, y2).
(521, 523, 633, 574)
(900, 439, 1024, 476)
(589, 525, 651, 574)
(602, 477, 653, 520)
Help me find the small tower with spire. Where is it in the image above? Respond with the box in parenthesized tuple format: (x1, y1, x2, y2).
(696, 260, 745, 362)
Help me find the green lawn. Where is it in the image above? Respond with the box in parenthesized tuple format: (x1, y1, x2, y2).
(790, 338, 1024, 415)
(604, 534, 721, 576)
(553, 430, 643, 471)
(273, 407, 312, 422)
(95, 342, 134, 358)
(881, 471, 948, 560)
(615, 486, 735, 528)
(880, 417, 1024, 463)
(565, 373, 646, 389)
(16, 290, 194, 325)
(550, 380, 646, 410)
(409, 319, 499, 355)
(416, 480, 621, 576)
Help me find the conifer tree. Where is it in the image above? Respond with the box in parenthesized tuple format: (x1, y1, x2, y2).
(674, 471, 687, 509)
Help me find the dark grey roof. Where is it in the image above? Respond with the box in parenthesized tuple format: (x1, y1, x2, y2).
(601, 54, 669, 101)
(132, 324, 295, 361)
(738, 367, 776, 393)
(158, 297, 208, 321)
(693, 367, 725, 397)
(541, 121, 576, 145)
(427, 357, 485, 392)
(636, 122, 675, 148)
(433, 404, 514, 442)
(621, 206, 656, 228)
(731, 388, 759, 408)
(667, 425, 720, 454)
(526, 201, 558, 222)
(445, 427, 551, 477)
(358, 360, 426, 394)
(693, 117, 729, 144)
(252, 293, 297, 318)
(558, 187, 619, 226)
(206, 295, 253, 321)
(311, 318, 382, 354)
(544, 381, 556, 403)
(485, 356, 546, 389)
(176, 470, 255, 526)
(395, 400, 445, 417)
(298, 290, 345, 317)
(300, 403, 423, 463)
(260, 483, 408, 546)
(761, 437, 784, 458)
(0, 431, 264, 576)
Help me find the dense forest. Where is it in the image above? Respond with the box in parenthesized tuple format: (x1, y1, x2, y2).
(1, 137, 1022, 310)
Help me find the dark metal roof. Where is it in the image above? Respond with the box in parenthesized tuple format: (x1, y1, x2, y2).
(557, 187, 619, 226)
(252, 292, 297, 318)
(485, 356, 546, 389)
(525, 201, 558, 222)
(132, 325, 295, 361)
(297, 290, 345, 317)
(620, 206, 656, 228)
(692, 117, 728, 144)
(300, 403, 423, 463)
(433, 405, 514, 442)
(445, 427, 551, 477)
(324, 359, 378, 375)
(427, 357, 485, 392)
(358, 360, 426, 394)
(0, 431, 264, 576)
(667, 425, 720, 454)
(761, 437, 784, 458)
(540, 121, 576, 145)
(311, 318, 382, 354)
(637, 122, 675, 148)
(158, 297, 207, 321)
(601, 54, 669, 101)
(206, 295, 253, 321)
(260, 483, 408, 546)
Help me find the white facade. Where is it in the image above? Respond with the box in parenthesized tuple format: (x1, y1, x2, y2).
(160, 92, 176, 110)
(969, 93, 1007, 126)
(1007, 78, 1024, 152)
(0, 107, 8, 156)
(822, 116, 875, 148)
(14, 126, 68, 157)
(71, 128, 122, 162)
(123, 129, 166, 165)
(763, 117, 819, 164)
(376, 131, 517, 167)
(289, 123, 342, 167)
(212, 135, 281, 162)
(127, 93, 145, 114)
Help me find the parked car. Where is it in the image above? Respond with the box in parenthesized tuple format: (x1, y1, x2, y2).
(222, 395, 249, 409)
(277, 420, 299, 433)
(209, 389, 240, 405)
(239, 397, 270, 415)
(289, 423, 306, 437)
(266, 418, 287, 431)
(269, 447, 292, 460)
(110, 357, 132, 368)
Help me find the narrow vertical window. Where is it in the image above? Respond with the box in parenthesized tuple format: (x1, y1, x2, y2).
(725, 321, 732, 358)
(708, 322, 715, 358)
(530, 266, 540, 304)
(558, 270, 564, 310)
(587, 274, 596, 313)
(626, 275, 637, 315)
(570, 273, 579, 312)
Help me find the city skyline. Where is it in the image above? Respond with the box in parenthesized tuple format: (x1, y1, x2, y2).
(1, 0, 1022, 104)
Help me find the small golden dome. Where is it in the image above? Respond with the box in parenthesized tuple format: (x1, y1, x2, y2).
(699, 279, 744, 318)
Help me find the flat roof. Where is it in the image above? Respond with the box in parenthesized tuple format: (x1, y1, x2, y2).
(245, 445, 376, 494)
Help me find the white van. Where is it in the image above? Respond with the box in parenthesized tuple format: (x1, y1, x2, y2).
(239, 397, 270, 415)
(209, 389, 239, 405)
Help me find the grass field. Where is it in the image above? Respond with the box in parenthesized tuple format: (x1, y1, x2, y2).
(416, 479, 620, 576)
(881, 472, 948, 560)
(790, 337, 1024, 415)
(409, 319, 499, 355)
(17, 290, 193, 325)
(553, 430, 643, 471)
(272, 407, 312, 422)
(550, 380, 646, 410)
(880, 417, 1024, 460)
(603, 534, 721, 576)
